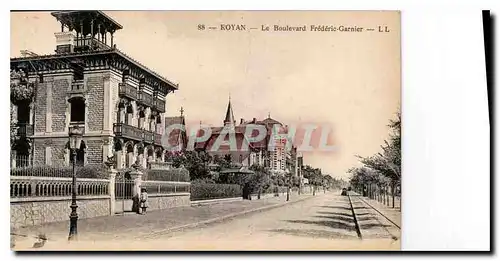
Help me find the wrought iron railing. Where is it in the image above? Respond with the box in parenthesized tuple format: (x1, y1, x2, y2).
(141, 180, 190, 195)
(10, 176, 109, 198)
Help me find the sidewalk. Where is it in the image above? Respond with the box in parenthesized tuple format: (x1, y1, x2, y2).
(12, 194, 313, 248)
(352, 193, 401, 228)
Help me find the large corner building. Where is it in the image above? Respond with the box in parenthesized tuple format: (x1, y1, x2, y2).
(10, 11, 178, 169)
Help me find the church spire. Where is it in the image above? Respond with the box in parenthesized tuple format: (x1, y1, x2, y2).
(224, 95, 235, 126)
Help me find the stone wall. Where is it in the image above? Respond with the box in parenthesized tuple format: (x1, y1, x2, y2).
(147, 193, 191, 210)
(86, 139, 104, 165)
(11, 196, 110, 229)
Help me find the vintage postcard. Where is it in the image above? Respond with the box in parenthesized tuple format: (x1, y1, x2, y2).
(10, 10, 401, 251)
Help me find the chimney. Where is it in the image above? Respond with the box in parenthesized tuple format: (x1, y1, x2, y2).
(54, 31, 76, 54)
(240, 118, 245, 125)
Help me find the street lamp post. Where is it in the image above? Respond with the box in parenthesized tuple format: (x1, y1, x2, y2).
(286, 174, 290, 202)
(68, 125, 83, 241)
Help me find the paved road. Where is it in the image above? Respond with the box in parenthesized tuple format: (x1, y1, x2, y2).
(146, 192, 400, 250)
(14, 192, 400, 251)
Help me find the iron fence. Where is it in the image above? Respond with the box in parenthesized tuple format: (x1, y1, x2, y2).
(10, 163, 107, 178)
(10, 176, 109, 198)
(142, 180, 190, 194)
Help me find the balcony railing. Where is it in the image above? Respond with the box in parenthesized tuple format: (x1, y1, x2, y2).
(118, 83, 138, 100)
(74, 36, 110, 51)
(69, 122, 86, 135)
(113, 123, 163, 146)
(154, 133, 163, 146)
(144, 130, 154, 144)
(139, 91, 155, 108)
(16, 123, 33, 137)
(156, 99, 166, 113)
(113, 123, 144, 142)
(69, 80, 85, 95)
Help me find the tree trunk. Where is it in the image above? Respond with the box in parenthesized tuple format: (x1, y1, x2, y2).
(387, 185, 390, 206)
(383, 187, 386, 205)
(392, 184, 395, 208)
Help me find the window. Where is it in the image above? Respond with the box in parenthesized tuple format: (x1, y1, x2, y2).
(70, 98, 85, 122)
(138, 110, 145, 129)
(17, 100, 30, 124)
(125, 105, 133, 125)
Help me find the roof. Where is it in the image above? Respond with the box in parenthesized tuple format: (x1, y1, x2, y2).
(257, 117, 282, 126)
(224, 100, 235, 125)
(51, 11, 123, 32)
(10, 48, 179, 92)
(164, 116, 186, 149)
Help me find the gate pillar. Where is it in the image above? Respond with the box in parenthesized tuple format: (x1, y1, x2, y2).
(109, 169, 117, 215)
(129, 168, 143, 213)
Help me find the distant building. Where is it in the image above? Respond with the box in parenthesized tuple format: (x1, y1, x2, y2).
(194, 98, 259, 167)
(193, 98, 298, 175)
(10, 11, 178, 169)
(164, 109, 188, 152)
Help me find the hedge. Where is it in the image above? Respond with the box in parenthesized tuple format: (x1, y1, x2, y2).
(10, 164, 108, 179)
(143, 168, 190, 182)
(190, 183, 242, 201)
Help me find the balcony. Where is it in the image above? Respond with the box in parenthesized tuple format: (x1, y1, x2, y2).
(74, 36, 111, 52)
(113, 123, 163, 146)
(113, 123, 144, 142)
(154, 133, 163, 146)
(68, 80, 86, 99)
(68, 122, 86, 135)
(144, 130, 154, 144)
(16, 123, 33, 137)
(156, 99, 166, 113)
(118, 83, 138, 100)
(138, 91, 155, 108)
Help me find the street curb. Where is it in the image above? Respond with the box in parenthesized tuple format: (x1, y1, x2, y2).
(356, 196, 401, 229)
(137, 195, 318, 239)
(190, 197, 243, 206)
(347, 192, 363, 239)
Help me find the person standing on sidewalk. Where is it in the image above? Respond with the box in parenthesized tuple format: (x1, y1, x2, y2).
(140, 188, 148, 215)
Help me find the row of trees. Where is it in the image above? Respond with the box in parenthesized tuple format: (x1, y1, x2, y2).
(348, 111, 401, 209)
(301, 165, 347, 194)
(165, 149, 341, 198)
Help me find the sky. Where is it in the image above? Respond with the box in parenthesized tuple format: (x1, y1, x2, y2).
(10, 11, 401, 178)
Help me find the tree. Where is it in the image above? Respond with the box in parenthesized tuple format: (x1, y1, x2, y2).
(10, 69, 35, 149)
(348, 111, 401, 208)
(171, 150, 211, 181)
(246, 166, 272, 199)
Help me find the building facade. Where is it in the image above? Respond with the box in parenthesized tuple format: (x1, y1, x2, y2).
(194, 98, 298, 176)
(10, 11, 178, 169)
